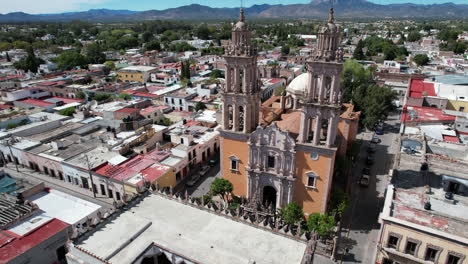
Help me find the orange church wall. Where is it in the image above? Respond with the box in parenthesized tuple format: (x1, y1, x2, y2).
(293, 150, 336, 215)
(221, 136, 249, 198)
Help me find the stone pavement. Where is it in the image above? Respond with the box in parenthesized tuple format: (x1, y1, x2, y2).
(3, 163, 115, 208)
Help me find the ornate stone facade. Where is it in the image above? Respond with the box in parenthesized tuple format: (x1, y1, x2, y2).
(247, 124, 296, 209)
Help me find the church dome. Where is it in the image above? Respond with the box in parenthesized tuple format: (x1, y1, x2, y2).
(234, 21, 247, 31)
(286, 73, 309, 96)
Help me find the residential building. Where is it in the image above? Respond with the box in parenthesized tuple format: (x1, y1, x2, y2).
(116, 66, 158, 83)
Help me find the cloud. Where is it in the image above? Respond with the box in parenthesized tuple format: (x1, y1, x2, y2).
(0, 0, 110, 14)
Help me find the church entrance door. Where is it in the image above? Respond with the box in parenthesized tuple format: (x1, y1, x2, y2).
(262, 186, 277, 211)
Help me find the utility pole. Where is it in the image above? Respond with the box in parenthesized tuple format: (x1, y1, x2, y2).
(4, 137, 19, 172)
(84, 154, 97, 198)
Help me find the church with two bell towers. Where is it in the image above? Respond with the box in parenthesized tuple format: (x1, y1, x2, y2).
(220, 8, 359, 216)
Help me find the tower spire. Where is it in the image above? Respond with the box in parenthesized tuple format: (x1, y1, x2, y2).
(239, 7, 245, 22)
(328, 7, 335, 24)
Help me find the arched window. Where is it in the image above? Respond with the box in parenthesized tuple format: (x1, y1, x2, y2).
(239, 106, 244, 131)
(227, 105, 233, 130)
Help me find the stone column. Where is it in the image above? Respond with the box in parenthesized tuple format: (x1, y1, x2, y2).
(247, 172, 252, 199)
(326, 113, 339, 147)
(298, 111, 309, 143)
(234, 67, 239, 93)
(331, 75, 337, 104)
(278, 180, 284, 208)
(317, 74, 325, 104)
(222, 103, 229, 129)
(243, 104, 250, 133)
(313, 114, 322, 146)
(226, 67, 232, 93)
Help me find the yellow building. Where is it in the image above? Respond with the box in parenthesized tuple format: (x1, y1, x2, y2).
(447, 100, 468, 113)
(116, 66, 157, 83)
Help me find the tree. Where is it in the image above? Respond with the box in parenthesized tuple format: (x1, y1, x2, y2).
(0, 42, 12, 52)
(104, 61, 116, 71)
(59, 107, 76, 117)
(341, 60, 396, 129)
(14, 46, 43, 73)
(274, 85, 286, 96)
(162, 118, 172, 126)
(280, 202, 304, 225)
(119, 93, 131, 100)
(180, 61, 191, 80)
(412, 54, 429, 66)
(353, 39, 365, 60)
(85, 43, 106, 64)
(361, 85, 397, 129)
(210, 69, 223, 79)
(145, 40, 161, 51)
(93, 93, 112, 102)
(306, 213, 336, 237)
(5, 52, 10, 62)
(196, 24, 211, 40)
(194, 102, 207, 111)
(407, 31, 422, 42)
(56, 51, 88, 70)
(75, 91, 86, 100)
(281, 45, 290, 56)
(210, 178, 233, 202)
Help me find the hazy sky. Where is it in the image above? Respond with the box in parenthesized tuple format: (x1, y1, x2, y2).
(1, 0, 466, 14)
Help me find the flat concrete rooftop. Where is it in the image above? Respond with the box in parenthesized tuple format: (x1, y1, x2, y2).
(76, 194, 306, 264)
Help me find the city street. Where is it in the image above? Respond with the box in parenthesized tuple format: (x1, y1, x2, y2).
(184, 162, 221, 197)
(339, 112, 401, 263)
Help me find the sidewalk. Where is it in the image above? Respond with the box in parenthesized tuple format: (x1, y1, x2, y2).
(3, 163, 115, 208)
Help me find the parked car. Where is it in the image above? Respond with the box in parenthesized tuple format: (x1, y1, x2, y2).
(367, 143, 376, 153)
(366, 155, 375, 165)
(359, 174, 370, 187)
(371, 135, 381, 144)
(375, 124, 384, 135)
(209, 157, 218, 167)
(362, 167, 371, 175)
(199, 165, 210, 176)
(186, 174, 201, 187)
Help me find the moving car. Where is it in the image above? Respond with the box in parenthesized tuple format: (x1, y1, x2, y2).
(359, 174, 370, 187)
(186, 174, 200, 187)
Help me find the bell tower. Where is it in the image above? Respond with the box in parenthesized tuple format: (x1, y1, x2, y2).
(221, 8, 260, 134)
(298, 8, 344, 148)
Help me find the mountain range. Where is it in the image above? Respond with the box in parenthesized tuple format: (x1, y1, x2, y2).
(0, 0, 467, 22)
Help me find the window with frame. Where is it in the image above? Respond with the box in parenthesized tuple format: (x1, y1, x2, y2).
(267, 155, 275, 169)
(425, 247, 438, 262)
(405, 241, 418, 256)
(447, 254, 461, 264)
(231, 159, 238, 170)
(387, 235, 399, 249)
(307, 176, 316, 187)
(306, 172, 317, 188)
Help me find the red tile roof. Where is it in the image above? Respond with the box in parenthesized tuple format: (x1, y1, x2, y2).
(0, 218, 69, 263)
(114, 107, 139, 114)
(401, 106, 456, 123)
(49, 97, 83, 104)
(18, 99, 54, 107)
(443, 135, 459, 143)
(139, 165, 171, 186)
(408, 79, 436, 98)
